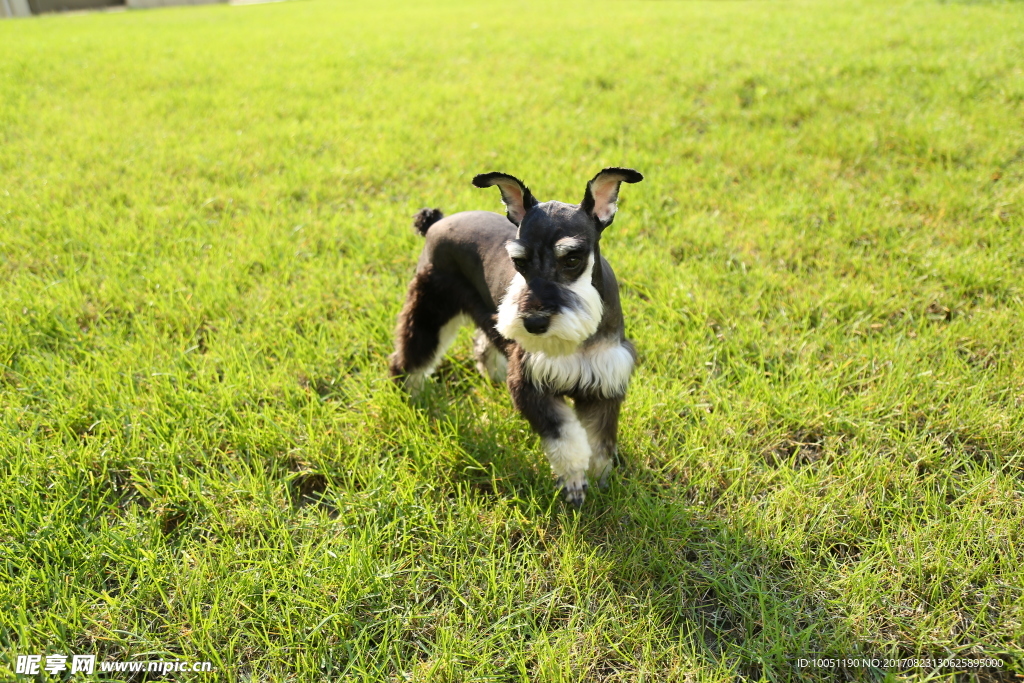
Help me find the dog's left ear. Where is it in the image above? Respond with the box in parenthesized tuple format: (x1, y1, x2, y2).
(581, 167, 643, 230)
(472, 172, 538, 226)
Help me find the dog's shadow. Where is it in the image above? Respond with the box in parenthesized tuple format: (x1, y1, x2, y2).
(406, 363, 890, 679)
(406, 354, 553, 502)
(576, 497, 862, 680)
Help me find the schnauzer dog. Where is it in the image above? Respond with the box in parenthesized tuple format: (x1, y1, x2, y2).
(388, 168, 643, 507)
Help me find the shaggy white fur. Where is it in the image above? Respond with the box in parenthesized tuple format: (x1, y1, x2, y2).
(495, 255, 603, 357)
(542, 400, 592, 487)
(524, 339, 634, 399)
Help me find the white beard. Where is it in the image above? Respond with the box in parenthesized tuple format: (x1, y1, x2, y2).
(495, 254, 604, 357)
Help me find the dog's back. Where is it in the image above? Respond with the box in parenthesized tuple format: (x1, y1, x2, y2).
(411, 210, 517, 310)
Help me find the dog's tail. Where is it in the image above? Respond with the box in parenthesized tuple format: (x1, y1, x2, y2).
(412, 208, 444, 236)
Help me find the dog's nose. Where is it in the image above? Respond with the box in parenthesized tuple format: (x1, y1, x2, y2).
(523, 315, 550, 335)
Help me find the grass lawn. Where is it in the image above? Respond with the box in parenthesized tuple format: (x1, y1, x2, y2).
(2, 0, 1023, 679)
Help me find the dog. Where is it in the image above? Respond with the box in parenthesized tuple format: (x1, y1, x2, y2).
(388, 168, 643, 508)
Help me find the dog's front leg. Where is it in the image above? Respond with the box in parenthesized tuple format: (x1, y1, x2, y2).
(507, 351, 591, 508)
(575, 396, 623, 489)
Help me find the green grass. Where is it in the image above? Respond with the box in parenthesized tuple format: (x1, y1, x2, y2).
(1, 0, 1023, 679)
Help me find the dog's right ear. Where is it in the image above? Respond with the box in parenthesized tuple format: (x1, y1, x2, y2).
(472, 172, 538, 226)
(581, 167, 644, 230)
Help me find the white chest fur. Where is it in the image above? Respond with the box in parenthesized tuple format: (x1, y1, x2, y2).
(524, 340, 634, 399)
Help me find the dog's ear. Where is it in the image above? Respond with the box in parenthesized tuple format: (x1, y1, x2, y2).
(581, 167, 643, 230)
(472, 172, 538, 226)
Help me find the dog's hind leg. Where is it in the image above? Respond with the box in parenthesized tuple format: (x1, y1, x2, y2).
(473, 330, 508, 384)
(389, 270, 469, 395)
(575, 397, 623, 489)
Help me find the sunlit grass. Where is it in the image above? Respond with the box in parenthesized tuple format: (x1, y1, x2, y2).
(1, 0, 1023, 679)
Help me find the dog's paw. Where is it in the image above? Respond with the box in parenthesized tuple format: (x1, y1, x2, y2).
(558, 475, 588, 509)
(587, 450, 615, 490)
(401, 371, 427, 397)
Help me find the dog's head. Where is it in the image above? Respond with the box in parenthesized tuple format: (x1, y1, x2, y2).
(474, 168, 643, 356)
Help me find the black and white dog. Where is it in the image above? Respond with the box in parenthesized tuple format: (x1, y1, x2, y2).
(389, 168, 643, 507)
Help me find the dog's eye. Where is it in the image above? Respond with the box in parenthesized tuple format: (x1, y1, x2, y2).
(563, 256, 582, 269)
(511, 257, 527, 272)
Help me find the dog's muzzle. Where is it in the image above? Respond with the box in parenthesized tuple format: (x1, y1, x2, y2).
(523, 314, 551, 335)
